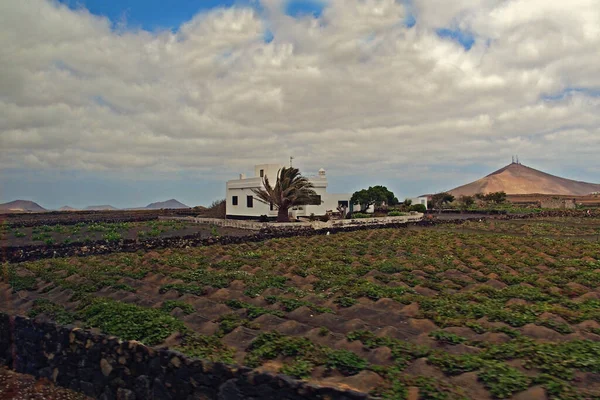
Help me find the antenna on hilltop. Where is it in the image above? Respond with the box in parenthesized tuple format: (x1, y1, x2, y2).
(290, 156, 294, 168)
(516, 155, 519, 165)
(512, 156, 515, 164)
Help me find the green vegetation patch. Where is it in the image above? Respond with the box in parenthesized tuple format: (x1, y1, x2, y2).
(80, 298, 185, 345)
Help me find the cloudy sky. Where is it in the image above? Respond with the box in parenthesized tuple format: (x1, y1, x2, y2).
(1, 0, 599, 209)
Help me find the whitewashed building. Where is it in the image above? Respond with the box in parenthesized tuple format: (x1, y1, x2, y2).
(409, 197, 429, 209)
(226, 164, 353, 219)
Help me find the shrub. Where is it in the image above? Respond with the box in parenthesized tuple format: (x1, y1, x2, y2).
(352, 213, 371, 219)
(409, 204, 427, 213)
(388, 211, 407, 217)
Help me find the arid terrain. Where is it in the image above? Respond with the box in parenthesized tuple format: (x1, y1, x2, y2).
(2, 215, 600, 399)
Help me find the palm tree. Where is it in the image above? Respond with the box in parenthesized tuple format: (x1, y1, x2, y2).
(252, 167, 318, 222)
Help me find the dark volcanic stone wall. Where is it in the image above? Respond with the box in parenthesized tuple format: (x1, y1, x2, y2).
(0, 314, 366, 400)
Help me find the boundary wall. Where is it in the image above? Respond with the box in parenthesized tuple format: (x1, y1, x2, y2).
(0, 313, 367, 400)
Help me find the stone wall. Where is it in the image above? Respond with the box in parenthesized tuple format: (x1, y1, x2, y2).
(0, 313, 367, 400)
(2, 209, 200, 228)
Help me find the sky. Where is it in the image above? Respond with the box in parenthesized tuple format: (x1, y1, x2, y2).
(1, 0, 599, 209)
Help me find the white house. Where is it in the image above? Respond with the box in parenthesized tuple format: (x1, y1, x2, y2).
(226, 164, 353, 219)
(409, 197, 428, 209)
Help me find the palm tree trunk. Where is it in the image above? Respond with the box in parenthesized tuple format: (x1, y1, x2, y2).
(277, 207, 290, 222)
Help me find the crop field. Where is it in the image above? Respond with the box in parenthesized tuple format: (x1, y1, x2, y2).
(2, 216, 600, 399)
(0, 220, 247, 247)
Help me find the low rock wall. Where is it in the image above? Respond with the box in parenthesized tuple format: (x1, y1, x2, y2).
(2, 209, 200, 228)
(0, 313, 367, 400)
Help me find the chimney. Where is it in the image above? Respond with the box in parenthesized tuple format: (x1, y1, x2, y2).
(239, 173, 246, 179)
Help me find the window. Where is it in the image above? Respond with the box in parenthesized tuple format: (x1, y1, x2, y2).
(247, 195, 253, 208)
(270, 202, 274, 211)
(260, 169, 264, 177)
(232, 196, 238, 206)
(338, 200, 349, 208)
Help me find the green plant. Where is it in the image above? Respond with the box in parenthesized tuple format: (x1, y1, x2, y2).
(351, 213, 371, 219)
(318, 327, 330, 337)
(161, 300, 195, 315)
(388, 211, 407, 217)
(159, 283, 206, 296)
(335, 296, 357, 307)
(175, 333, 235, 363)
(325, 349, 368, 376)
(80, 298, 185, 345)
(28, 299, 75, 324)
(478, 362, 530, 399)
(429, 330, 467, 345)
(281, 359, 314, 379)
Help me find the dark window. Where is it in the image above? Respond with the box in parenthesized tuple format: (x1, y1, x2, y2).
(260, 169, 264, 177)
(247, 196, 253, 208)
(232, 196, 238, 206)
(270, 202, 274, 211)
(308, 195, 322, 205)
(338, 200, 349, 208)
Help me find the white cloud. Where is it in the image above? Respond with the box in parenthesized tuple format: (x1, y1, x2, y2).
(1, 0, 599, 186)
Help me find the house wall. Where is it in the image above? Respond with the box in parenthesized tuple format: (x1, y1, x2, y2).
(409, 197, 428, 209)
(226, 167, 349, 218)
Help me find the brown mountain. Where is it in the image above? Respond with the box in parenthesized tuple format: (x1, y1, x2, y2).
(449, 163, 600, 196)
(146, 199, 189, 209)
(0, 200, 47, 213)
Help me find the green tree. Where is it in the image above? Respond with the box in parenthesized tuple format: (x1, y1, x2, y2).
(252, 167, 319, 222)
(350, 186, 397, 212)
(431, 192, 455, 213)
(458, 195, 475, 210)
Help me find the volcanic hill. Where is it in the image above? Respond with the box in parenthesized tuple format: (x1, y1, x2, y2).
(145, 199, 189, 209)
(449, 163, 600, 196)
(0, 200, 46, 213)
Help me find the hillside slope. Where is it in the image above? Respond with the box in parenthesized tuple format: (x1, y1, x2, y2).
(449, 163, 600, 196)
(0, 200, 46, 212)
(146, 199, 189, 209)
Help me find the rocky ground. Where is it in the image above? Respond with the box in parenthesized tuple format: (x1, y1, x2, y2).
(0, 367, 90, 400)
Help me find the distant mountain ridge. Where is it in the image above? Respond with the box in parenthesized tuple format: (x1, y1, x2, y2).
(84, 205, 118, 211)
(449, 163, 600, 196)
(58, 206, 78, 211)
(0, 200, 46, 212)
(145, 199, 189, 209)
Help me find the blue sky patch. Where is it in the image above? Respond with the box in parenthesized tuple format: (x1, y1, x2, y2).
(436, 28, 475, 50)
(542, 87, 600, 101)
(264, 29, 274, 43)
(57, 0, 255, 31)
(285, 0, 325, 18)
